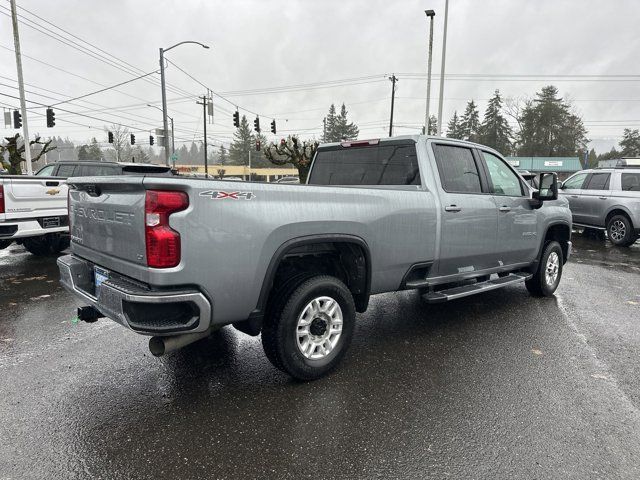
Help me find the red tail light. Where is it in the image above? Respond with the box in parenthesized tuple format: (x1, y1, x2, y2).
(145, 190, 188, 268)
(0, 185, 4, 214)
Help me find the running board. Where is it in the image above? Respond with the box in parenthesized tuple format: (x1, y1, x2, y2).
(422, 272, 532, 303)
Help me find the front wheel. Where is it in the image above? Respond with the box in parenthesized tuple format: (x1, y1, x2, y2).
(261, 275, 356, 381)
(526, 241, 563, 297)
(607, 214, 636, 247)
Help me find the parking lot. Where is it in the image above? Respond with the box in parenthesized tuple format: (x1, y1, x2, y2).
(1, 234, 639, 479)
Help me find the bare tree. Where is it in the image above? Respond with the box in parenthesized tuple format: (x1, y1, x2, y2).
(263, 136, 319, 182)
(1, 133, 56, 174)
(104, 124, 130, 162)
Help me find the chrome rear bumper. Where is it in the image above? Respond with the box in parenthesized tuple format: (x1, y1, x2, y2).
(57, 254, 212, 336)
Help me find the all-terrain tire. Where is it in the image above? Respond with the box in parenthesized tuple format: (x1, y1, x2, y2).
(261, 275, 355, 381)
(525, 241, 563, 297)
(22, 236, 54, 256)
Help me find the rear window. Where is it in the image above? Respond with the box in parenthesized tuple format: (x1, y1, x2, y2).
(122, 165, 173, 176)
(432, 144, 482, 194)
(308, 144, 420, 186)
(621, 173, 640, 191)
(56, 164, 76, 177)
(75, 165, 119, 176)
(585, 172, 610, 190)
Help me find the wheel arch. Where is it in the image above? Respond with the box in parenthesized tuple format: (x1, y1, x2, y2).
(605, 207, 634, 228)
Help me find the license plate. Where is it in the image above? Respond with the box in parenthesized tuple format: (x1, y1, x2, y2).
(42, 216, 60, 228)
(94, 267, 109, 288)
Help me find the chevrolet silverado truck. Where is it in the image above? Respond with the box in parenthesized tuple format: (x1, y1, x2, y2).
(0, 175, 69, 255)
(58, 135, 572, 380)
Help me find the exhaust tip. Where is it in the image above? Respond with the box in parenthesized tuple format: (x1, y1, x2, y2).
(149, 336, 166, 356)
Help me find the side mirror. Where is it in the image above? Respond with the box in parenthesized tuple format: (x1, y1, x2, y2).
(530, 172, 558, 207)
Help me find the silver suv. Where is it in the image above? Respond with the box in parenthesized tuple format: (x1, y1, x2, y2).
(560, 167, 640, 246)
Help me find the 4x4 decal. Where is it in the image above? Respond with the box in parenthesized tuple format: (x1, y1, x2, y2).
(199, 190, 255, 200)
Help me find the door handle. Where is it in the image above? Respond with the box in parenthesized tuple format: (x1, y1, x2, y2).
(499, 206, 511, 212)
(598, 196, 608, 200)
(570, 195, 579, 198)
(445, 205, 461, 212)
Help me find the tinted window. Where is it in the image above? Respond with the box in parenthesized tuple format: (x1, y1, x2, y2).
(621, 173, 640, 191)
(308, 144, 420, 186)
(56, 164, 76, 177)
(36, 164, 55, 176)
(585, 173, 610, 190)
(482, 151, 523, 196)
(432, 144, 482, 193)
(563, 172, 588, 189)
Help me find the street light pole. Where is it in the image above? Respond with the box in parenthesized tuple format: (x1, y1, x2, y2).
(436, 0, 449, 136)
(158, 40, 209, 166)
(9, 0, 32, 175)
(147, 103, 175, 164)
(424, 9, 436, 136)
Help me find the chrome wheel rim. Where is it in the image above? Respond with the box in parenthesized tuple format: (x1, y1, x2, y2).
(545, 251, 560, 286)
(609, 220, 626, 242)
(296, 296, 343, 360)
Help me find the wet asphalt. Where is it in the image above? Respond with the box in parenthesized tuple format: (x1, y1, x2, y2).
(1, 235, 639, 480)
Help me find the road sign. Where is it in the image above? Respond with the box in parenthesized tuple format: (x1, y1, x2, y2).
(170, 153, 178, 163)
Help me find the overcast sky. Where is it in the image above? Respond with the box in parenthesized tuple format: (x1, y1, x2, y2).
(2, 0, 640, 155)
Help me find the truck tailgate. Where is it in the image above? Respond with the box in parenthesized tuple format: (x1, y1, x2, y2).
(69, 177, 148, 266)
(2, 176, 68, 220)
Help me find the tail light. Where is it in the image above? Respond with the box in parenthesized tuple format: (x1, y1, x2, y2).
(0, 185, 4, 214)
(145, 190, 189, 268)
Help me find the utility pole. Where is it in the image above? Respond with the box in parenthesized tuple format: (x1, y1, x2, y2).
(424, 9, 436, 135)
(10, 0, 33, 175)
(388, 74, 397, 138)
(196, 95, 208, 178)
(436, 0, 449, 136)
(159, 48, 170, 166)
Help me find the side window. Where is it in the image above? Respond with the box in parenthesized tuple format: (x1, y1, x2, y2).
(621, 173, 640, 191)
(562, 172, 588, 190)
(56, 164, 76, 177)
(482, 151, 523, 196)
(75, 165, 97, 176)
(584, 173, 611, 190)
(36, 164, 56, 176)
(432, 144, 482, 193)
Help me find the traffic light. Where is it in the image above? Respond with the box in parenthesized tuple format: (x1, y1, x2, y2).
(253, 116, 260, 133)
(149, 135, 154, 145)
(46, 108, 55, 128)
(13, 110, 21, 129)
(256, 139, 261, 151)
(233, 110, 239, 128)
(270, 120, 276, 134)
(130, 134, 135, 145)
(108, 131, 114, 143)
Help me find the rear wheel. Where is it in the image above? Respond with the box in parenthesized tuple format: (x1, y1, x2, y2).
(0, 240, 11, 250)
(607, 214, 636, 247)
(261, 275, 355, 381)
(526, 241, 563, 297)
(22, 234, 69, 256)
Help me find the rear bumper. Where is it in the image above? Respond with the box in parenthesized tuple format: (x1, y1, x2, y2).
(57, 254, 212, 336)
(0, 217, 68, 240)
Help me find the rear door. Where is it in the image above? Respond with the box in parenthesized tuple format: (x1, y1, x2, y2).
(559, 172, 589, 224)
(580, 172, 611, 227)
(479, 150, 539, 265)
(431, 143, 498, 276)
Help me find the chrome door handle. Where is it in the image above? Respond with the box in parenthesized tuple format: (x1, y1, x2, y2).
(598, 196, 608, 200)
(499, 206, 511, 212)
(445, 205, 461, 212)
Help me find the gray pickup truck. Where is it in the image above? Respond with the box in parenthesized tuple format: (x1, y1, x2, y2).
(559, 167, 640, 247)
(58, 135, 572, 380)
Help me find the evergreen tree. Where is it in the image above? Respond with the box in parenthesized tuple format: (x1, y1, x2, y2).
(424, 115, 437, 135)
(588, 148, 598, 168)
(189, 142, 200, 165)
(218, 145, 228, 165)
(619, 128, 640, 156)
(516, 85, 588, 156)
(323, 103, 359, 142)
(459, 100, 480, 142)
(77, 145, 90, 160)
(87, 137, 102, 160)
(446, 111, 463, 139)
(478, 90, 512, 154)
(229, 115, 255, 165)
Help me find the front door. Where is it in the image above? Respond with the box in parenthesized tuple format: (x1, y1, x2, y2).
(559, 172, 589, 224)
(431, 143, 498, 276)
(480, 151, 539, 265)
